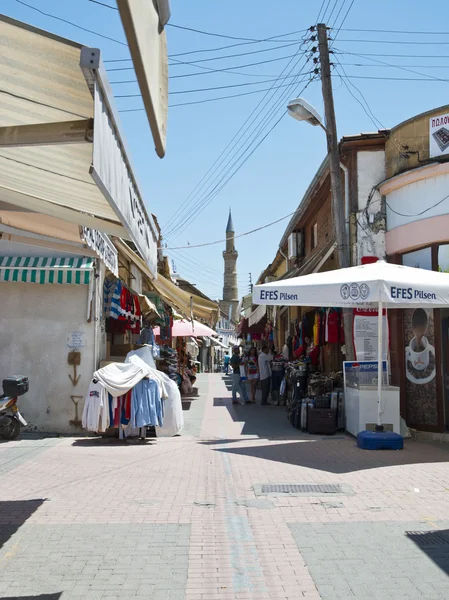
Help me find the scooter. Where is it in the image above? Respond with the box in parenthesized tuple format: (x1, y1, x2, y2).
(0, 376, 28, 441)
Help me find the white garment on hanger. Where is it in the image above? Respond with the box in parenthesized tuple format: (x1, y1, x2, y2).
(82, 381, 109, 432)
(93, 361, 149, 397)
(155, 371, 184, 437)
(126, 354, 168, 398)
(282, 344, 289, 361)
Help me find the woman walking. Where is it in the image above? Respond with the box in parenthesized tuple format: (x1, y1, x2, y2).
(246, 347, 259, 404)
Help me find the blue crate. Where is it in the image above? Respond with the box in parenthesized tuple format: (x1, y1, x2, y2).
(357, 430, 404, 450)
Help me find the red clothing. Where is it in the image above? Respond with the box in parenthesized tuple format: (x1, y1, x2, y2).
(327, 309, 340, 343)
(293, 345, 307, 359)
(309, 345, 320, 366)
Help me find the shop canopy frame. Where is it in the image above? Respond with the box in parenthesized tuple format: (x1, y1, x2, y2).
(253, 260, 449, 429)
(0, 16, 158, 278)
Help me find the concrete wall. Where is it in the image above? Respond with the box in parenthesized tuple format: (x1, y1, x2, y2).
(0, 281, 97, 434)
(355, 150, 386, 264)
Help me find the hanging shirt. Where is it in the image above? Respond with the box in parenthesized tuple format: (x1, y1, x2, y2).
(131, 378, 163, 428)
(82, 381, 109, 432)
(327, 309, 340, 343)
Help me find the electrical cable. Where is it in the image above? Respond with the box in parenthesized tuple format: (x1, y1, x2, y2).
(166, 75, 317, 242)
(335, 74, 449, 82)
(166, 23, 309, 43)
(332, 0, 356, 42)
(163, 205, 309, 250)
(115, 73, 313, 97)
(341, 52, 449, 59)
(120, 79, 312, 110)
(168, 41, 303, 64)
(339, 27, 449, 35)
(14, 0, 127, 46)
(163, 46, 313, 239)
(107, 51, 305, 72)
(162, 38, 312, 237)
(165, 64, 315, 243)
(88, 0, 117, 8)
(329, 0, 348, 29)
(334, 38, 449, 45)
(386, 192, 449, 218)
(334, 48, 449, 83)
(339, 62, 449, 69)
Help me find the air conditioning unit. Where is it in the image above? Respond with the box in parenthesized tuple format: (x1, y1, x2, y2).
(288, 232, 304, 259)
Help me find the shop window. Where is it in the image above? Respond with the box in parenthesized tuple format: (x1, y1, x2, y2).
(311, 223, 318, 250)
(402, 247, 432, 270)
(438, 245, 449, 273)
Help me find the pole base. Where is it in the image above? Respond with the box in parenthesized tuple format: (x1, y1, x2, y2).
(375, 424, 384, 432)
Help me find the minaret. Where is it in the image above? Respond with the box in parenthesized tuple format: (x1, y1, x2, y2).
(220, 209, 239, 321)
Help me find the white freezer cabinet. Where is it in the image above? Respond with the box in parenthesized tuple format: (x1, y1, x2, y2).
(345, 385, 400, 437)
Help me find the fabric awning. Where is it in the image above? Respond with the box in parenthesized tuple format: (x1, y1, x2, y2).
(209, 337, 229, 349)
(248, 304, 267, 327)
(114, 239, 219, 324)
(0, 256, 94, 284)
(138, 294, 160, 318)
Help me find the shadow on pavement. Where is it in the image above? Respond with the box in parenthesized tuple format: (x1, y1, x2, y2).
(0, 595, 62, 599)
(406, 529, 449, 576)
(0, 499, 46, 551)
(212, 437, 449, 474)
(212, 397, 306, 440)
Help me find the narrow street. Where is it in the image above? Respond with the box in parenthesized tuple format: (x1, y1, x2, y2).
(2, 374, 449, 600)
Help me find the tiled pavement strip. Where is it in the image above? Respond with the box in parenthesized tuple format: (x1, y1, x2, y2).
(1, 375, 449, 598)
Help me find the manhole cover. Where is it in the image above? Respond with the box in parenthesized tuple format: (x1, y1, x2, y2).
(261, 484, 343, 494)
(407, 531, 449, 547)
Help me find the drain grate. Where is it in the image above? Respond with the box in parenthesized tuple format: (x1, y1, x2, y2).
(407, 531, 449, 547)
(261, 484, 343, 494)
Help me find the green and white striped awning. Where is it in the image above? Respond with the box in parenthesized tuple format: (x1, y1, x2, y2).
(0, 256, 95, 284)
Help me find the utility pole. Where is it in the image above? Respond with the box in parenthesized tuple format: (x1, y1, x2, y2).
(317, 23, 354, 360)
(249, 273, 253, 294)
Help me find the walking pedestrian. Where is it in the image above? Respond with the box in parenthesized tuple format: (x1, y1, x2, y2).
(223, 351, 230, 375)
(230, 346, 249, 405)
(246, 347, 259, 403)
(258, 345, 272, 406)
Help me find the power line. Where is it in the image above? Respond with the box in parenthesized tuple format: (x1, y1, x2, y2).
(336, 74, 449, 82)
(334, 38, 449, 45)
(339, 27, 449, 35)
(339, 62, 449, 69)
(162, 40, 312, 237)
(115, 73, 313, 97)
(163, 47, 313, 239)
(164, 206, 309, 250)
(169, 41, 303, 64)
(386, 192, 449, 218)
(166, 22, 309, 43)
(335, 51, 449, 59)
(14, 0, 127, 46)
(334, 48, 449, 84)
(88, 0, 117, 8)
(168, 30, 311, 59)
(332, 0, 356, 41)
(166, 75, 316, 242)
(120, 79, 312, 110)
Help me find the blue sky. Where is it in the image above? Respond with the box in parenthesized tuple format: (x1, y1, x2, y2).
(3, 0, 449, 300)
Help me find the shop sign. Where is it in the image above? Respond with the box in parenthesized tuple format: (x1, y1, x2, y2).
(81, 227, 118, 276)
(68, 330, 85, 349)
(430, 113, 449, 158)
(91, 82, 158, 278)
(353, 308, 388, 361)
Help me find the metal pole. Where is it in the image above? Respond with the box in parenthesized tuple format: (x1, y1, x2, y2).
(377, 300, 383, 428)
(317, 23, 354, 361)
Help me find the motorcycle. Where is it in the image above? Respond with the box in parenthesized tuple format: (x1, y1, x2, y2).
(0, 376, 28, 441)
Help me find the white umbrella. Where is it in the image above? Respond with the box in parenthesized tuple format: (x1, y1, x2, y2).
(253, 260, 449, 428)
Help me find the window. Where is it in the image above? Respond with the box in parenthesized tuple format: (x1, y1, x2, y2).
(402, 247, 432, 270)
(439, 245, 449, 273)
(311, 223, 318, 250)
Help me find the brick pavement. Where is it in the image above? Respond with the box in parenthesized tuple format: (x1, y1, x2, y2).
(1, 373, 449, 599)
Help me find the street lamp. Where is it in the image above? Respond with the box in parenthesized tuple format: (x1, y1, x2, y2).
(287, 97, 326, 130)
(287, 96, 354, 360)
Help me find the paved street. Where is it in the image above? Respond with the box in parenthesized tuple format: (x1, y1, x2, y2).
(2, 374, 449, 599)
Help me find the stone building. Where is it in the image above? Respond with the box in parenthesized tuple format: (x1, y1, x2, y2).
(220, 210, 239, 321)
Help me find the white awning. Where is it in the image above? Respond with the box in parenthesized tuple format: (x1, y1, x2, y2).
(248, 304, 267, 327)
(0, 16, 157, 278)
